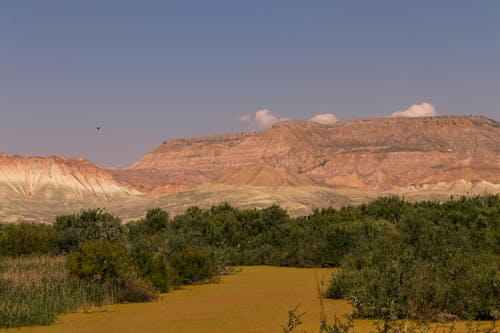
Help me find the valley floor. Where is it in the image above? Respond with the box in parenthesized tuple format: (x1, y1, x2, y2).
(1, 266, 493, 333)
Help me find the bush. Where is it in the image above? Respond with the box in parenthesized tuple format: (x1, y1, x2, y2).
(326, 197, 500, 321)
(54, 209, 125, 254)
(67, 240, 158, 302)
(169, 248, 216, 285)
(133, 250, 171, 293)
(144, 208, 169, 233)
(117, 273, 160, 303)
(0, 222, 56, 257)
(67, 240, 131, 282)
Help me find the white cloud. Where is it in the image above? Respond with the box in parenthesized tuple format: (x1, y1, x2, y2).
(239, 109, 286, 128)
(391, 102, 437, 118)
(309, 113, 338, 124)
(255, 109, 281, 127)
(239, 114, 251, 122)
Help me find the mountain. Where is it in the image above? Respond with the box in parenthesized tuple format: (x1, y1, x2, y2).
(0, 154, 145, 222)
(113, 115, 500, 192)
(1, 115, 499, 222)
(0, 153, 138, 199)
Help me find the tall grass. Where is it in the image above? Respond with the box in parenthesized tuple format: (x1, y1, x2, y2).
(0, 256, 116, 328)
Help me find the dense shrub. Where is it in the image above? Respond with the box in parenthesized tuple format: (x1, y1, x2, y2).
(67, 240, 158, 302)
(2, 195, 498, 327)
(0, 222, 56, 256)
(144, 208, 169, 233)
(116, 273, 159, 303)
(133, 250, 171, 293)
(54, 209, 125, 254)
(169, 248, 216, 285)
(67, 240, 132, 282)
(326, 196, 500, 321)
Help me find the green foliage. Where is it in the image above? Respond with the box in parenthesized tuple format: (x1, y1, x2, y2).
(2, 195, 499, 328)
(326, 195, 500, 322)
(126, 197, 499, 322)
(282, 304, 305, 333)
(169, 248, 216, 285)
(148, 253, 170, 292)
(67, 240, 132, 282)
(67, 240, 158, 303)
(144, 208, 169, 233)
(0, 222, 56, 257)
(133, 250, 171, 293)
(54, 208, 125, 254)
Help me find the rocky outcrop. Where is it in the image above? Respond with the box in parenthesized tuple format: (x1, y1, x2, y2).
(0, 153, 138, 200)
(122, 116, 500, 193)
(1, 115, 498, 223)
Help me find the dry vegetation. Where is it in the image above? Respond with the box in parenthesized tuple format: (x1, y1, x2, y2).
(0, 256, 115, 328)
(2, 266, 496, 333)
(0, 196, 498, 330)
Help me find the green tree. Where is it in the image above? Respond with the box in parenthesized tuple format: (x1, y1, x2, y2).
(144, 208, 169, 233)
(54, 209, 125, 253)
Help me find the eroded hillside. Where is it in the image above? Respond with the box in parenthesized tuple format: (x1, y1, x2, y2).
(1, 115, 499, 222)
(113, 115, 500, 193)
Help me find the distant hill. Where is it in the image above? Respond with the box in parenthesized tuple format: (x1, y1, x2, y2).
(112, 115, 500, 192)
(1, 115, 499, 222)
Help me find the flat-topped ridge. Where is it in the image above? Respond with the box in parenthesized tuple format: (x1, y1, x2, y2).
(161, 131, 258, 145)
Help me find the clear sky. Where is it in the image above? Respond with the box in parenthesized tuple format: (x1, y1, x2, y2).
(1, 1, 499, 167)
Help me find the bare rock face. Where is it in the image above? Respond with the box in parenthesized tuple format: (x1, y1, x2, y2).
(1, 115, 498, 222)
(121, 116, 500, 193)
(0, 153, 148, 222)
(0, 153, 138, 200)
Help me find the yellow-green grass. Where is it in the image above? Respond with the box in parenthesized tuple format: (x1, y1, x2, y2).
(2, 266, 495, 333)
(0, 256, 115, 328)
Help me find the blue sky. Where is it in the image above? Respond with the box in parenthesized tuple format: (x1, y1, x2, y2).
(1, 1, 499, 167)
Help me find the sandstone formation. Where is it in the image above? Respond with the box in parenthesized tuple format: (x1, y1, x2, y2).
(116, 115, 500, 193)
(0, 154, 144, 222)
(1, 115, 499, 222)
(0, 153, 138, 199)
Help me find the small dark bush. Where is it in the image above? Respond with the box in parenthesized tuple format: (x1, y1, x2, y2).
(169, 248, 216, 285)
(117, 273, 159, 303)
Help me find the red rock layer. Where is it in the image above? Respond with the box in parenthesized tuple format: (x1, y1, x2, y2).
(118, 116, 499, 194)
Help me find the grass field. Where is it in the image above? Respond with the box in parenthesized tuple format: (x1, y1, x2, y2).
(1, 266, 495, 333)
(0, 256, 115, 328)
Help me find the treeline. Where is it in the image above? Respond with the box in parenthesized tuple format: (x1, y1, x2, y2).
(325, 195, 499, 322)
(0, 195, 499, 326)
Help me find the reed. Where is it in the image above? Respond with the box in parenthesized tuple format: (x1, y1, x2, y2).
(0, 256, 116, 328)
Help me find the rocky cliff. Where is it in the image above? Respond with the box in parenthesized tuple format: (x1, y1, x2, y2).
(116, 116, 500, 193)
(1, 115, 499, 222)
